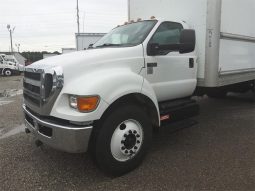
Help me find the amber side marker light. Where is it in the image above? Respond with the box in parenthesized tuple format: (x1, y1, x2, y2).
(77, 96, 100, 112)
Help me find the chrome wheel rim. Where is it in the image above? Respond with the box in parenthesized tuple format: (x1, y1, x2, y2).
(110, 119, 144, 162)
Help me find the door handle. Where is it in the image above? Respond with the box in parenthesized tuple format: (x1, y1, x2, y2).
(189, 58, 194, 68)
(147, 63, 157, 74)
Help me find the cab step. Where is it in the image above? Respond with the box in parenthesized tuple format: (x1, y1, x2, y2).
(159, 98, 199, 124)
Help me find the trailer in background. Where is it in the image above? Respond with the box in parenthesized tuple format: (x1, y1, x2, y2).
(62, 48, 76, 54)
(76, 33, 106, 50)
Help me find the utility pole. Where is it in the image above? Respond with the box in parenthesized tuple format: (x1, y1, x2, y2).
(77, 0, 80, 34)
(7, 24, 15, 54)
(16, 44, 20, 52)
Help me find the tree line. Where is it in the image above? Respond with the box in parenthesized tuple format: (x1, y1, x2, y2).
(21, 51, 60, 63)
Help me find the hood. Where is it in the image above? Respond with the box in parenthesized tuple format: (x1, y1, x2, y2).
(26, 45, 144, 82)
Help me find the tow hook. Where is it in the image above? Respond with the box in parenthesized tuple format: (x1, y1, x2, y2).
(25, 128, 31, 134)
(35, 140, 43, 147)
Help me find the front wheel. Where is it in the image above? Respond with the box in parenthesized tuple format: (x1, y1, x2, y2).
(93, 105, 152, 176)
(4, 69, 12, 76)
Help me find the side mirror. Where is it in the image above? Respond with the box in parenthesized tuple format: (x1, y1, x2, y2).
(179, 29, 196, 54)
(147, 43, 160, 56)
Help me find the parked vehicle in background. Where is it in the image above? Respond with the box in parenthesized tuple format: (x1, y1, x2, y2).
(5, 54, 24, 72)
(0, 54, 19, 76)
(23, 0, 255, 176)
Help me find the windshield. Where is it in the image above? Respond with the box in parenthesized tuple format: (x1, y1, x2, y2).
(1, 55, 7, 61)
(93, 20, 157, 48)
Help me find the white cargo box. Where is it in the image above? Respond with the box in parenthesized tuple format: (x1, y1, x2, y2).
(128, 0, 255, 87)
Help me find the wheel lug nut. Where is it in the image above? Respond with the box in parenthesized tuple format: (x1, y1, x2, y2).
(134, 146, 138, 149)
(121, 146, 125, 150)
(136, 134, 140, 138)
(120, 123, 126, 130)
(137, 140, 140, 144)
(121, 140, 125, 144)
(124, 134, 127, 137)
(125, 150, 128, 154)
(130, 150, 134, 154)
(129, 130, 132, 134)
(133, 130, 137, 134)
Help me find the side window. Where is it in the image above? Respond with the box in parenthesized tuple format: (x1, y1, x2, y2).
(149, 22, 183, 55)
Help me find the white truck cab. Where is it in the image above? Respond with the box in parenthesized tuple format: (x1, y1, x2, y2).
(5, 54, 24, 72)
(23, 0, 255, 176)
(0, 54, 19, 76)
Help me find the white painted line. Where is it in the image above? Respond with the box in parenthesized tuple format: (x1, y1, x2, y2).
(0, 124, 25, 139)
(0, 100, 14, 106)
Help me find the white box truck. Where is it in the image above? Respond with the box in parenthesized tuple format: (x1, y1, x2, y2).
(23, 0, 255, 176)
(0, 54, 19, 76)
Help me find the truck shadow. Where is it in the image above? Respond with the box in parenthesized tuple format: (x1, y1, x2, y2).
(227, 91, 255, 103)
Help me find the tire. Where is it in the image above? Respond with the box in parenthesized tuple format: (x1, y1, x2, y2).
(93, 104, 152, 176)
(4, 69, 12, 76)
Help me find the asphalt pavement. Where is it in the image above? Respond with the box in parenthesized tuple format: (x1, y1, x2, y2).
(1, 75, 255, 191)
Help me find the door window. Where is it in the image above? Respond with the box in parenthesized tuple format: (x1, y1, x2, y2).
(149, 22, 183, 55)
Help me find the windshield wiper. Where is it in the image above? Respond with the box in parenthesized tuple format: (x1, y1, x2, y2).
(95, 43, 122, 48)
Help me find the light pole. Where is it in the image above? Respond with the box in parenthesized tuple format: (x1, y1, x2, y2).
(77, 0, 80, 34)
(7, 24, 15, 53)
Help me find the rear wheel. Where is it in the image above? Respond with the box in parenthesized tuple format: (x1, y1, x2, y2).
(4, 69, 12, 76)
(93, 105, 152, 176)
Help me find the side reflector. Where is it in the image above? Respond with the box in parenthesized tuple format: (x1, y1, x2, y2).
(160, 115, 170, 121)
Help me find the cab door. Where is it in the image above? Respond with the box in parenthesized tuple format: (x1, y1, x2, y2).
(143, 22, 197, 102)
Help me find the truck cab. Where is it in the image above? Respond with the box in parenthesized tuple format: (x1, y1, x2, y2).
(0, 54, 19, 76)
(23, 18, 197, 176)
(4, 54, 24, 72)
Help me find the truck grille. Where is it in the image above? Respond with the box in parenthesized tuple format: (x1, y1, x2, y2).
(24, 71, 41, 81)
(23, 67, 64, 116)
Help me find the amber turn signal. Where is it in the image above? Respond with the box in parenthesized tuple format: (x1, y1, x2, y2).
(77, 96, 100, 112)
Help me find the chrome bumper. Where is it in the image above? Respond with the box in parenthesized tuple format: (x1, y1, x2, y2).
(22, 104, 93, 153)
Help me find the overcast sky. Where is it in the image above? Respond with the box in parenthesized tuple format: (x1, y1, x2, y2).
(0, 0, 128, 52)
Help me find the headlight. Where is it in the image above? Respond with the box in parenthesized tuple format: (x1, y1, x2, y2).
(69, 95, 100, 112)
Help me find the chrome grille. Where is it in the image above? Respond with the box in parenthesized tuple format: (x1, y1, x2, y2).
(24, 71, 41, 81)
(23, 67, 64, 116)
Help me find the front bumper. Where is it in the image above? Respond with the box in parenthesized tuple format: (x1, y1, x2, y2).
(23, 104, 93, 153)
